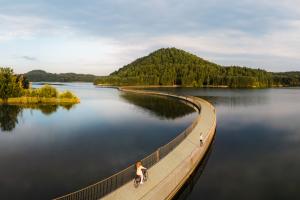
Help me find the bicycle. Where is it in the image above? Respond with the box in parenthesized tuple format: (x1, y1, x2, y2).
(133, 169, 148, 188)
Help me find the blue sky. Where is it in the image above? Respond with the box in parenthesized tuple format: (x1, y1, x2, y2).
(0, 0, 299, 75)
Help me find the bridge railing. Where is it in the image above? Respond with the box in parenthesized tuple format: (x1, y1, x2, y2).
(53, 95, 200, 200)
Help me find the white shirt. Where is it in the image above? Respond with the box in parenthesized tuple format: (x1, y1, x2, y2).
(136, 165, 146, 176)
(200, 135, 204, 140)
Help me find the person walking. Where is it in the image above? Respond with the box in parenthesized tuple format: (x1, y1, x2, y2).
(200, 134, 204, 146)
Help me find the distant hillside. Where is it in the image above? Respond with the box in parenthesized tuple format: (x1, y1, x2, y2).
(272, 71, 300, 86)
(25, 70, 101, 82)
(94, 48, 275, 88)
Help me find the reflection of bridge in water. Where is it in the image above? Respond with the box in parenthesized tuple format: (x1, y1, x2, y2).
(54, 87, 217, 200)
(173, 132, 216, 200)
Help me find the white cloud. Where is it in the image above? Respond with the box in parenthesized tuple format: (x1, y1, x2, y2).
(0, 14, 74, 42)
(102, 23, 300, 72)
(0, 0, 300, 74)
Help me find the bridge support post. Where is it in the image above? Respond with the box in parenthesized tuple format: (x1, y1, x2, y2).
(156, 149, 160, 162)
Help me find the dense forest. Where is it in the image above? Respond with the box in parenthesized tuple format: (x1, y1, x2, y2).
(25, 70, 100, 82)
(94, 48, 300, 88)
(272, 71, 300, 86)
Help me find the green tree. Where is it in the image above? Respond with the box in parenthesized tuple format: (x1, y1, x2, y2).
(0, 67, 23, 99)
(17, 75, 30, 89)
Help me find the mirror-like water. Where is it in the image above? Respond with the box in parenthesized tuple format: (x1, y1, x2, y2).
(147, 87, 300, 200)
(0, 83, 196, 200)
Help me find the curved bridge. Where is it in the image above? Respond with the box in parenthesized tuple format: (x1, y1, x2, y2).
(54, 87, 216, 200)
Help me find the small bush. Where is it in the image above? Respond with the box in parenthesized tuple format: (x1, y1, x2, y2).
(30, 89, 39, 97)
(23, 89, 35, 97)
(38, 85, 58, 98)
(59, 91, 76, 99)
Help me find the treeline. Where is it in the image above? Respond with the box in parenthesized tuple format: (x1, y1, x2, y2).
(272, 72, 300, 86)
(25, 70, 100, 82)
(94, 48, 276, 88)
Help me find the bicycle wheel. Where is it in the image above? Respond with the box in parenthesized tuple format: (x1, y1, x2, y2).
(143, 170, 148, 181)
(133, 178, 139, 188)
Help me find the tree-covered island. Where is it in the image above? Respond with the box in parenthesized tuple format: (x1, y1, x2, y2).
(94, 48, 300, 88)
(0, 68, 80, 104)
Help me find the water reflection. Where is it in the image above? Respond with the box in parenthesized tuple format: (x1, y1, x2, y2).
(120, 93, 195, 119)
(0, 105, 22, 131)
(0, 104, 76, 132)
(142, 87, 270, 107)
(199, 95, 268, 107)
(25, 104, 76, 115)
(174, 133, 216, 200)
(0, 84, 197, 200)
(149, 88, 300, 200)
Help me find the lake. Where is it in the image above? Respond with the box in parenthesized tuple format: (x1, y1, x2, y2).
(147, 87, 300, 200)
(1, 84, 300, 200)
(0, 83, 196, 200)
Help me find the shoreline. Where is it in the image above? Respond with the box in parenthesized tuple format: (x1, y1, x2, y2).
(0, 97, 80, 105)
(96, 84, 300, 89)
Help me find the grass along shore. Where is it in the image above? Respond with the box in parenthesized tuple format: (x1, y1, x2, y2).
(0, 84, 80, 105)
(0, 68, 80, 105)
(0, 96, 80, 104)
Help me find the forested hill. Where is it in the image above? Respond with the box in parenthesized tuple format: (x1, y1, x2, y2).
(25, 70, 101, 82)
(94, 48, 277, 88)
(272, 71, 300, 86)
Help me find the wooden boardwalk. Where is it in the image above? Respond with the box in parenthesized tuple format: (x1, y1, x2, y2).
(102, 88, 217, 200)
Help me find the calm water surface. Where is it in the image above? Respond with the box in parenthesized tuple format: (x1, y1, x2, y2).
(149, 87, 300, 200)
(0, 83, 196, 200)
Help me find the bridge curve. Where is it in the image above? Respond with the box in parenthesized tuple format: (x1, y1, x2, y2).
(54, 87, 216, 200)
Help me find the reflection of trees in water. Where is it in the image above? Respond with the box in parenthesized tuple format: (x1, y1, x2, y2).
(60, 104, 75, 110)
(30, 105, 58, 115)
(120, 93, 195, 119)
(0, 105, 22, 131)
(0, 104, 76, 132)
(25, 104, 75, 115)
(199, 95, 268, 107)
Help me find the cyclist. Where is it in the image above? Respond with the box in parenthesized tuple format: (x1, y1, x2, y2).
(136, 161, 147, 184)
